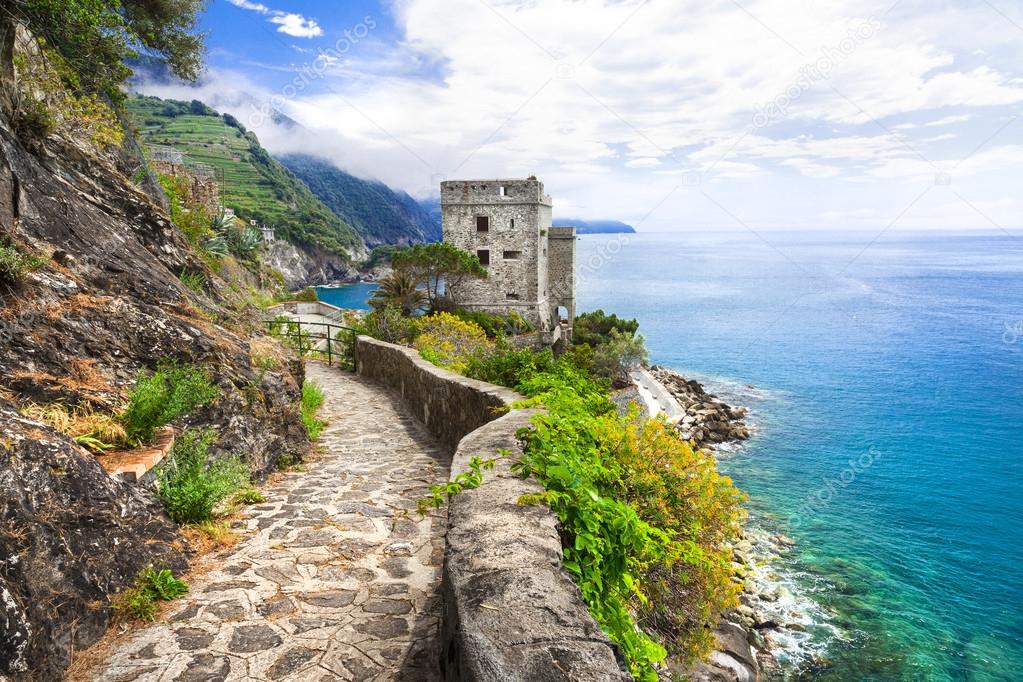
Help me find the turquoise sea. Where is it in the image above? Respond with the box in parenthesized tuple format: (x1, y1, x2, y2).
(319, 231, 1023, 680)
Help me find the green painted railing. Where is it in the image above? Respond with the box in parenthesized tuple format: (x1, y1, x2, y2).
(265, 318, 359, 370)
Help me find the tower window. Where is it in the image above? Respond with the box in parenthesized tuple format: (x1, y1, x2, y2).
(476, 216, 489, 232)
(506, 293, 520, 300)
(510, 218, 515, 228)
(503, 250, 522, 260)
(499, 185, 506, 196)
(477, 249, 490, 265)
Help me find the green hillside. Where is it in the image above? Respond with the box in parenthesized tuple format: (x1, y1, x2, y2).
(281, 154, 441, 247)
(126, 94, 364, 256)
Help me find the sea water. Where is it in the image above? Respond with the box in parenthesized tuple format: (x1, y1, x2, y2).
(315, 231, 1023, 679)
(576, 230, 1023, 680)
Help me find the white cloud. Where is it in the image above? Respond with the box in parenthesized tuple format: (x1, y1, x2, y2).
(269, 13, 323, 38)
(144, 0, 1023, 230)
(226, 0, 322, 38)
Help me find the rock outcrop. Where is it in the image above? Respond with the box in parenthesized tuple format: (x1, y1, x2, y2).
(0, 24, 309, 679)
(648, 366, 751, 447)
(264, 239, 361, 290)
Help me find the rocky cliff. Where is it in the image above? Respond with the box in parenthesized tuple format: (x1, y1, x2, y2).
(0, 24, 309, 680)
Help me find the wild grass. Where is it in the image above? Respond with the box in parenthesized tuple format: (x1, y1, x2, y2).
(20, 402, 127, 452)
(120, 363, 218, 445)
(156, 429, 249, 524)
(300, 381, 325, 440)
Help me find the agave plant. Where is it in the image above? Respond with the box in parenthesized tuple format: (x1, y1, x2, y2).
(203, 235, 228, 257)
(368, 269, 429, 316)
(226, 226, 263, 258)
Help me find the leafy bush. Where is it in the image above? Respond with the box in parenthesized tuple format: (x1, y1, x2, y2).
(355, 306, 422, 344)
(574, 309, 641, 347)
(451, 309, 534, 338)
(292, 287, 318, 303)
(414, 313, 493, 374)
(156, 428, 249, 523)
(120, 363, 218, 445)
(424, 342, 745, 679)
(0, 243, 43, 287)
(113, 566, 189, 621)
(300, 381, 325, 440)
(591, 327, 650, 385)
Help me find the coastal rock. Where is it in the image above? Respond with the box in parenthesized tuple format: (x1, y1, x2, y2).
(647, 366, 752, 448)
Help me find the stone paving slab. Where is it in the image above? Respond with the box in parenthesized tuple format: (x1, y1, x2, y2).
(93, 363, 449, 682)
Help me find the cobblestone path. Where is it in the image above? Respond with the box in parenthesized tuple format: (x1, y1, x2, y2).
(94, 364, 449, 682)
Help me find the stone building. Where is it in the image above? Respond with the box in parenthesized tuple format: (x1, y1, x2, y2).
(441, 177, 576, 346)
(147, 145, 221, 215)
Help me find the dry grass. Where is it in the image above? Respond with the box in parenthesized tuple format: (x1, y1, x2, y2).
(20, 401, 126, 449)
(182, 521, 240, 553)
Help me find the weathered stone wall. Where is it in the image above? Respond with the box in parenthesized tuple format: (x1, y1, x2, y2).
(150, 159, 220, 215)
(547, 226, 576, 339)
(355, 336, 630, 680)
(441, 179, 553, 330)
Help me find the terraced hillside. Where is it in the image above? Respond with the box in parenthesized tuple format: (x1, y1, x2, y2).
(126, 94, 365, 257)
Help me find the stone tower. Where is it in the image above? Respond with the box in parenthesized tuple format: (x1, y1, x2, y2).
(441, 178, 575, 345)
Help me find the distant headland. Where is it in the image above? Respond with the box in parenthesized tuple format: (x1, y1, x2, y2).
(554, 218, 637, 234)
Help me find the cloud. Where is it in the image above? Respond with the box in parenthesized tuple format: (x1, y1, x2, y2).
(225, 0, 322, 38)
(143, 0, 1023, 230)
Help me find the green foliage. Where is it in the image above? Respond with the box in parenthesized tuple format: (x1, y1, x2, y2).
(233, 488, 266, 505)
(368, 269, 428, 316)
(156, 428, 249, 524)
(300, 381, 325, 440)
(391, 242, 487, 309)
(0, 243, 43, 287)
(281, 154, 441, 246)
(413, 312, 493, 374)
(424, 342, 745, 678)
(113, 566, 188, 621)
(354, 306, 423, 344)
(178, 270, 206, 294)
(574, 309, 641, 347)
(225, 225, 263, 259)
(590, 328, 650, 385)
(451, 308, 533, 338)
(127, 94, 364, 255)
(120, 363, 218, 445)
(417, 456, 497, 515)
(292, 287, 319, 303)
(13, 0, 205, 102)
(158, 173, 221, 265)
(364, 245, 402, 269)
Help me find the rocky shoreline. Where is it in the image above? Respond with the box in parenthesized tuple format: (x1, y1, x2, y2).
(630, 367, 815, 681)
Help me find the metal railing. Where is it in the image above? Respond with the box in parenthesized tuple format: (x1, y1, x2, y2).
(266, 318, 359, 370)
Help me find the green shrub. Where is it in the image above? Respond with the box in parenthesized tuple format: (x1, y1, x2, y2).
(292, 286, 318, 303)
(300, 381, 325, 440)
(0, 244, 43, 287)
(113, 566, 189, 621)
(574, 309, 641, 347)
(356, 306, 422, 344)
(590, 328, 650, 385)
(120, 363, 218, 445)
(414, 312, 493, 374)
(157, 428, 249, 523)
(422, 342, 744, 679)
(452, 309, 534, 338)
(233, 488, 266, 505)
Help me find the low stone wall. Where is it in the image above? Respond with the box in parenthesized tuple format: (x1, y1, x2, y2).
(355, 337, 630, 681)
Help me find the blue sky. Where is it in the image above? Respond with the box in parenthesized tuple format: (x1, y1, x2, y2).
(139, 0, 1023, 233)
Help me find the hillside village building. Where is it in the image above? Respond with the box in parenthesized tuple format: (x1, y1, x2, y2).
(441, 178, 576, 346)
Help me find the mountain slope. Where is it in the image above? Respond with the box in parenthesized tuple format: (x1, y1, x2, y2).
(281, 154, 441, 247)
(125, 94, 365, 257)
(553, 218, 636, 234)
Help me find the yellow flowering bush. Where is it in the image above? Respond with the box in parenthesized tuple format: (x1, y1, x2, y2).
(414, 312, 493, 374)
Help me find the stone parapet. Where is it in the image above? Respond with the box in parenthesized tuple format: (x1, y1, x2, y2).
(355, 336, 630, 681)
